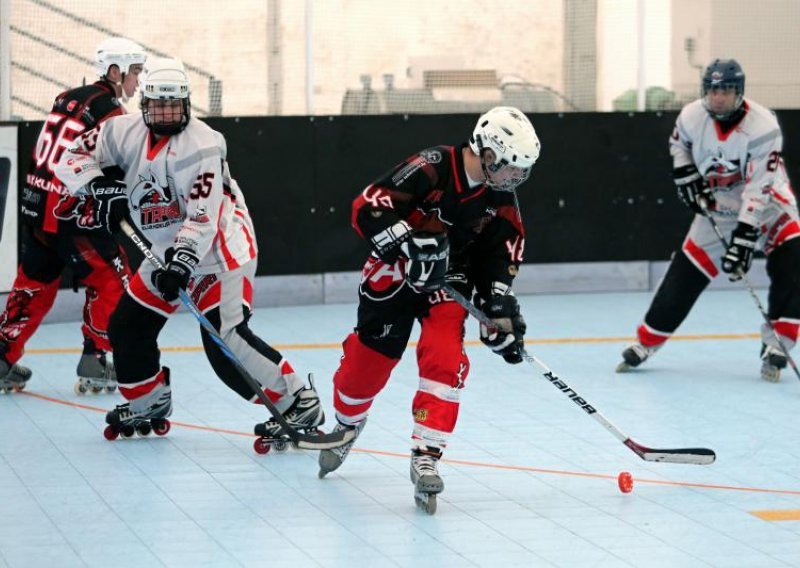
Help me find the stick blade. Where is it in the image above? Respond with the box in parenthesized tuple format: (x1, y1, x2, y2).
(625, 439, 716, 465)
(294, 426, 358, 450)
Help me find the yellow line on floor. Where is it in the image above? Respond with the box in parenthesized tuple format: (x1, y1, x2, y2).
(749, 509, 800, 521)
(23, 332, 761, 355)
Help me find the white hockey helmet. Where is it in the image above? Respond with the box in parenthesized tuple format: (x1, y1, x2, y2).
(95, 37, 147, 78)
(469, 106, 541, 191)
(139, 57, 191, 135)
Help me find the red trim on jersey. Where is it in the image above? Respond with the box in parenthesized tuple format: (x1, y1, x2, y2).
(496, 204, 525, 236)
(682, 237, 719, 279)
(460, 186, 486, 203)
(713, 101, 749, 141)
(770, 188, 792, 206)
(43, 191, 60, 233)
(774, 320, 800, 342)
(146, 132, 171, 161)
(243, 276, 253, 307)
(196, 280, 221, 313)
(449, 147, 463, 194)
(214, 202, 239, 270)
(636, 324, 671, 348)
(128, 272, 178, 315)
(234, 209, 257, 259)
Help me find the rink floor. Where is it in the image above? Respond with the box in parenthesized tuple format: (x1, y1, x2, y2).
(2, 288, 800, 567)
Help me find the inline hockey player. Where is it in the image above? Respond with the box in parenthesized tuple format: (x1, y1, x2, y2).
(618, 59, 800, 382)
(317, 106, 539, 513)
(0, 37, 146, 395)
(55, 58, 324, 440)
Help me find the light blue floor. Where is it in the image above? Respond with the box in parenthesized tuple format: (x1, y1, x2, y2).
(2, 288, 800, 567)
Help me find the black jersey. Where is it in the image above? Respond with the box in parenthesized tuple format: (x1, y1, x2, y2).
(22, 80, 124, 234)
(352, 144, 525, 297)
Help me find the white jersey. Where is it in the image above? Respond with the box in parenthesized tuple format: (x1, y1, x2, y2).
(55, 114, 257, 274)
(670, 98, 796, 232)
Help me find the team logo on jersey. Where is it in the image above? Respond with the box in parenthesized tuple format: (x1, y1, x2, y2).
(419, 150, 442, 164)
(129, 173, 181, 229)
(700, 151, 742, 189)
(53, 195, 102, 230)
(359, 256, 407, 301)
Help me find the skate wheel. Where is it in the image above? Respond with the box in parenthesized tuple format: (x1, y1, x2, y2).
(1, 387, 10, 394)
(274, 440, 288, 453)
(121, 425, 136, 438)
(12, 383, 25, 393)
(415, 493, 437, 515)
(136, 422, 152, 436)
(152, 420, 170, 436)
(91, 386, 104, 394)
(74, 382, 87, 396)
(103, 425, 119, 441)
(105, 385, 117, 393)
(253, 438, 271, 455)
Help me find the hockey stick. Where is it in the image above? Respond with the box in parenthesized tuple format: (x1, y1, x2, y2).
(119, 219, 356, 450)
(699, 201, 800, 382)
(442, 284, 716, 465)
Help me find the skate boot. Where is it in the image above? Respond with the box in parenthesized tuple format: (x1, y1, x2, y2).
(760, 343, 787, 383)
(411, 445, 444, 515)
(253, 374, 326, 454)
(74, 342, 117, 395)
(0, 358, 32, 394)
(616, 343, 659, 372)
(103, 368, 172, 440)
(318, 418, 367, 478)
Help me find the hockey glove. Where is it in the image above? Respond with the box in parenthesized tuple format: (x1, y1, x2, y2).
(402, 232, 449, 291)
(88, 177, 128, 233)
(674, 164, 714, 215)
(721, 222, 759, 281)
(476, 294, 527, 364)
(151, 247, 199, 302)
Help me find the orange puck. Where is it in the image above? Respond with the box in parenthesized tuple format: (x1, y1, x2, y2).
(618, 471, 634, 493)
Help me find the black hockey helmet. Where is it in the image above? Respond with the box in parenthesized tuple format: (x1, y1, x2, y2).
(701, 58, 745, 121)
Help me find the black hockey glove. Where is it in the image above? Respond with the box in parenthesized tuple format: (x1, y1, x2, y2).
(721, 222, 759, 281)
(88, 176, 128, 233)
(674, 164, 714, 215)
(151, 247, 199, 302)
(475, 294, 527, 364)
(402, 232, 449, 291)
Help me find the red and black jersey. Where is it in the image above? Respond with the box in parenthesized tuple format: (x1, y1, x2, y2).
(352, 143, 525, 297)
(22, 80, 124, 234)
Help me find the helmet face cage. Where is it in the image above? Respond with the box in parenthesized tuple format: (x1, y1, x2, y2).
(139, 58, 191, 135)
(469, 106, 540, 192)
(142, 98, 191, 136)
(482, 152, 532, 192)
(701, 59, 745, 121)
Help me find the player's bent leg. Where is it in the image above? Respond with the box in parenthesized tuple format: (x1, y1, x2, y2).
(413, 301, 468, 448)
(0, 266, 61, 380)
(108, 292, 168, 387)
(318, 332, 401, 476)
(618, 249, 712, 372)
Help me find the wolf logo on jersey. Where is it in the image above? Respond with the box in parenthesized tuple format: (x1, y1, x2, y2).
(129, 173, 180, 229)
(698, 151, 743, 190)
